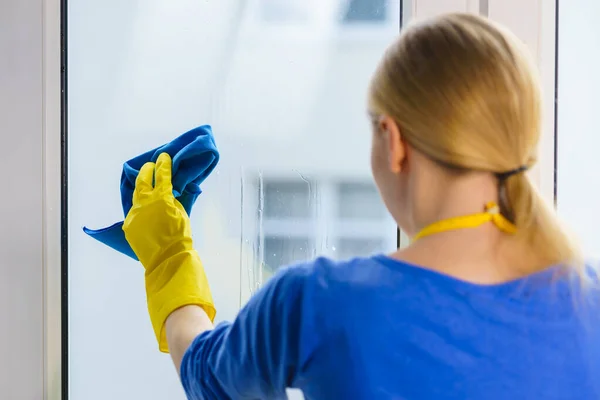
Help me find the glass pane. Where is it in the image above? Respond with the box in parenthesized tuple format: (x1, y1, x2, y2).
(68, 0, 400, 398)
(342, 0, 388, 23)
(336, 238, 387, 259)
(264, 180, 312, 218)
(264, 236, 313, 271)
(556, 0, 600, 260)
(337, 181, 387, 220)
(262, 0, 311, 23)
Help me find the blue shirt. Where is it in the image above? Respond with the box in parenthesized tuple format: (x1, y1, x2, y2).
(180, 255, 600, 399)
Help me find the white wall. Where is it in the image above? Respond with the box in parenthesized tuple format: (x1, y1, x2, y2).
(555, 0, 600, 259)
(0, 0, 44, 398)
(0, 0, 62, 399)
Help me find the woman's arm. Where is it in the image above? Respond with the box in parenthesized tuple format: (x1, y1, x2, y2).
(166, 305, 214, 374)
(123, 154, 217, 354)
(123, 154, 322, 397)
(176, 265, 321, 399)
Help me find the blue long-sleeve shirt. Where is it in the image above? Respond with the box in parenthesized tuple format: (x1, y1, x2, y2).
(180, 255, 600, 399)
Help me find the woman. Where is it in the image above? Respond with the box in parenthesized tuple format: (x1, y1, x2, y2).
(123, 13, 600, 399)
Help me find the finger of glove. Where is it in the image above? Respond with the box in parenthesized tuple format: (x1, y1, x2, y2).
(133, 162, 156, 205)
(154, 153, 174, 195)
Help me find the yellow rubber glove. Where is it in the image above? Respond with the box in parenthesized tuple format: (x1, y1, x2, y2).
(122, 152, 216, 353)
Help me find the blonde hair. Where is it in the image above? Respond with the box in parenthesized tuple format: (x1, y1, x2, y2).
(368, 13, 581, 274)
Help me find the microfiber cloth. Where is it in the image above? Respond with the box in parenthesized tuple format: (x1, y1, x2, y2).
(83, 125, 219, 260)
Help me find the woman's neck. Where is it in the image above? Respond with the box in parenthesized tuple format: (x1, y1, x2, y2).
(393, 226, 532, 285)
(396, 171, 537, 284)
(408, 171, 499, 236)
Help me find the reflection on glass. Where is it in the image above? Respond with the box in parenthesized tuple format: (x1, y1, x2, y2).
(68, 0, 400, 399)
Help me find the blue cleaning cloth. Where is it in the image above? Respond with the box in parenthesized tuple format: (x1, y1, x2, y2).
(83, 125, 220, 260)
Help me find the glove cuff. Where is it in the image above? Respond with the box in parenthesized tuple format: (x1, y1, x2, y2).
(145, 250, 216, 353)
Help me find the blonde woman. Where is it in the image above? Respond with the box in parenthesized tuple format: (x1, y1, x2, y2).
(123, 13, 600, 399)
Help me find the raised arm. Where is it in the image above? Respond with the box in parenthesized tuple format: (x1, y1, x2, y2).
(123, 153, 321, 398)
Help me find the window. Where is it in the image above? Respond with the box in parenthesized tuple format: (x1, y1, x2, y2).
(260, 0, 390, 24)
(260, 178, 394, 273)
(264, 180, 312, 219)
(336, 238, 387, 260)
(556, 0, 600, 259)
(342, 0, 388, 23)
(264, 237, 313, 270)
(68, 0, 400, 399)
(260, 0, 311, 23)
(251, 0, 400, 38)
(338, 182, 386, 219)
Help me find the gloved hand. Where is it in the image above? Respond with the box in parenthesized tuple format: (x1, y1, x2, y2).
(123, 152, 216, 353)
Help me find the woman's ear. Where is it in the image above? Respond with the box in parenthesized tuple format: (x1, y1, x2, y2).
(378, 116, 405, 174)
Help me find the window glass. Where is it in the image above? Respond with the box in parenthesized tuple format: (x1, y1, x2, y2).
(556, 0, 600, 259)
(337, 181, 387, 220)
(261, 0, 311, 22)
(264, 180, 313, 219)
(264, 236, 313, 271)
(337, 238, 387, 259)
(342, 0, 388, 22)
(261, 178, 394, 268)
(68, 1, 400, 399)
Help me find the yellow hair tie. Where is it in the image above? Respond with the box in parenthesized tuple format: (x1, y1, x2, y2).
(412, 201, 517, 242)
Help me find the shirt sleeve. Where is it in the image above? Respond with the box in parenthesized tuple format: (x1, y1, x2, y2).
(179, 262, 323, 400)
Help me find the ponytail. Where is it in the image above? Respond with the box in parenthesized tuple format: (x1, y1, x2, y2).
(502, 173, 582, 274)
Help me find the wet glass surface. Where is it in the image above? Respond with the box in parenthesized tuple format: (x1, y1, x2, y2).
(68, 1, 400, 398)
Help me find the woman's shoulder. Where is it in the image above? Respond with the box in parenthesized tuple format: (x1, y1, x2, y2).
(275, 255, 600, 309)
(277, 254, 403, 282)
(279, 254, 481, 287)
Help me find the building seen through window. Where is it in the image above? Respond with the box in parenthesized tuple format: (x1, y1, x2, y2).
(261, 178, 392, 275)
(260, 0, 391, 24)
(342, 0, 388, 22)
